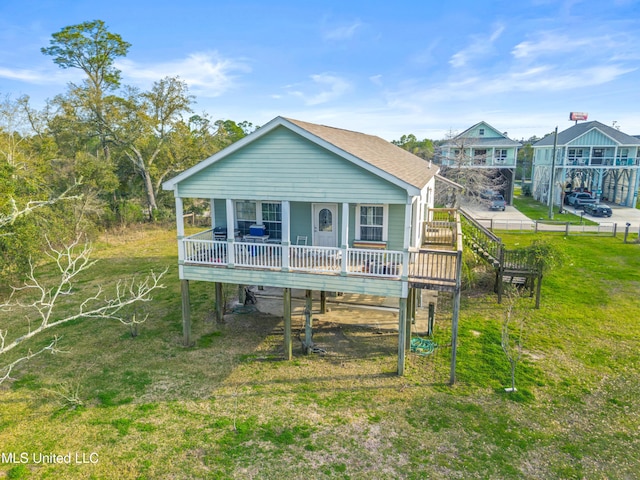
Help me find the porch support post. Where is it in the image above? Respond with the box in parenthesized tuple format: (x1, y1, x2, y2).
(181, 279, 192, 346)
(449, 250, 463, 385)
(225, 199, 236, 266)
(238, 284, 246, 305)
(405, 288, 414, 353)
(283, 288, 292, 360)
(398, 297, 408, 376)
(625, 170, 634, 206)
(341, 202, 349, 275)
(215, 282, 224, 322)
(210, 198, 216, 228)
(596, 169, 604, 202)
(304, 290, 313, 352)
(633, 167, 640, 208)
(282, 200, 290, 271)
(175, 196, 185, 264)
(402, 200, 412, 280)
(320, 291, 327, 314)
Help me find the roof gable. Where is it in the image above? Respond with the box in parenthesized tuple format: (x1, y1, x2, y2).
(163, 116, 437, 194)
(443, 121, 520, 147)
(533, 121, 640, 147)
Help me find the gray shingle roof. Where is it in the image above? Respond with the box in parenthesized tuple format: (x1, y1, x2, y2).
(164, 116, 437, 193)
(284, 117, 437, 189)
(534, 121, 640, 147)
(442, 137, 521, 147)
(441, 121, 521, 148)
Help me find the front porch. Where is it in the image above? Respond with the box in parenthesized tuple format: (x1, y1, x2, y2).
(179, 208, 461, 291)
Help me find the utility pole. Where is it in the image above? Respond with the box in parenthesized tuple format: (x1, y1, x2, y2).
(548, 126, 558, 219)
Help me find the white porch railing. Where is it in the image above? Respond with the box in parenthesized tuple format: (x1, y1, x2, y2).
(290, 245, 342, 273)
(346, 248, 403, 277)
(182, 235, 405, 278)
(183, 238, 227, 265)
(234, 242, 282, 268)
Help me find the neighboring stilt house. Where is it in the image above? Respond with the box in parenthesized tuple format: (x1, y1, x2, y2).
(163, 116, 463, 382)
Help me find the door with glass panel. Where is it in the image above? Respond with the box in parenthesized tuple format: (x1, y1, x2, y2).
(312, 204, 338, 247)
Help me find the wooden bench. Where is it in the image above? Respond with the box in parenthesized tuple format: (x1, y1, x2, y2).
(352, 240, 387, 250)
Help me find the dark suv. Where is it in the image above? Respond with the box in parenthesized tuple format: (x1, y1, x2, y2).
(583, 203, 612, 217)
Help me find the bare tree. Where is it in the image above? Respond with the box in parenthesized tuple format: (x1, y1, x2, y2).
(0, 182, 81, 233)
(0, 237, 166, 384)
(437, 130, 508, 207)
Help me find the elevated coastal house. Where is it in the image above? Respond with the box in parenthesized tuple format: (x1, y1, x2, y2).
(163, 116, 463, 381)
(439, 121, 521, 203)
(532, 121, 640, 207)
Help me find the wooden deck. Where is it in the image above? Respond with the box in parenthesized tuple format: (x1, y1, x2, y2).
(181, 209, 463, 292)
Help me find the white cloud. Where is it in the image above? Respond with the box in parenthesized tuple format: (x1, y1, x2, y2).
(512, 32, 602, 59)
(0, 65, 78, 84)
(449, 23, 505, 68)
(369, 74, 383, 86)
(287, 73, 351, 106)
(116, 51, 251, 97)
(322, 20, 363, 41)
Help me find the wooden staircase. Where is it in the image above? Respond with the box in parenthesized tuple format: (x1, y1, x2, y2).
(460, 209, 543, 308)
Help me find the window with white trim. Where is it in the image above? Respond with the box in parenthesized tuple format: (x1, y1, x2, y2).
(494, 149, 507, 162)
(234, 201, 282, 239)
(235, 201, 256, 235)
(261, 202, 282, 240)
(356, 205, 387, 242)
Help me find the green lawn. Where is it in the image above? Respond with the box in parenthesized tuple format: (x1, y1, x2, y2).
(1, 226, 639, 479)
(512, 195, 598, 225)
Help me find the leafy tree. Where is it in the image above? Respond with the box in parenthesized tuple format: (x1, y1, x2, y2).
(42, 20, 131, 163)
(108, 77, 194, 217)
(392, 134, 434, 160)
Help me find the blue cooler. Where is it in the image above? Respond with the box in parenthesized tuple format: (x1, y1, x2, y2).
(249, 224, 266, 236)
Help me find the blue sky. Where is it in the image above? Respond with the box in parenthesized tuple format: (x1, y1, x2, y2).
(1, 0, 639, 141)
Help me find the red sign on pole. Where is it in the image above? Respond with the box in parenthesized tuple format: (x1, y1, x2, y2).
(569, 112, 588, 121)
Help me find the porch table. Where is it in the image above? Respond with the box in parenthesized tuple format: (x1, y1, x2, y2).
(242, 234, 270, 243)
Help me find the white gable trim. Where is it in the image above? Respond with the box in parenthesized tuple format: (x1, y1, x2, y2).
(163, 116, 422, 196)
(162, 117, 286, 190)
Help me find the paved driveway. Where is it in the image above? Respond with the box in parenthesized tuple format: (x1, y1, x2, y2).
(461, 199, 640, 231)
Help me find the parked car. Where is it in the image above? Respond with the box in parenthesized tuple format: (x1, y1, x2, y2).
(480, 189, 497, 200)
(583, 203, 612, 217)
(566, 192, 596, 207)
(488, 194, 506, 211)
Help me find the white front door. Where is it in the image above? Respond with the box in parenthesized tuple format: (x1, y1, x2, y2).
(313, 203, 338, 247)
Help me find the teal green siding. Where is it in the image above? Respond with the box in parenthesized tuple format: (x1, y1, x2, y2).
(213, 199, 226, 226)
(534, 147, 554, 165)
(177, 126, 408, 204)
(290, 202, 312, 243)
(387, 204, 405, 250)
(468, 122, 503, 138)
(569, 130, 617, 146)
(348, 205, 357, 245)
(210, 200, 407, 249)
(182, 265, 404, 297)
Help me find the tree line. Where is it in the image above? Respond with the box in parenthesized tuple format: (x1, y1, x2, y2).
(1, 20, 254, 279)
